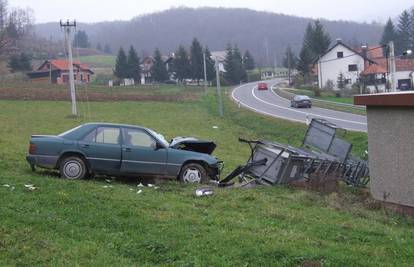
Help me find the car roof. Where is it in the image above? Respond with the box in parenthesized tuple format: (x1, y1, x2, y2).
(294, 95, 311, 100)
(83, 122, 149, 131)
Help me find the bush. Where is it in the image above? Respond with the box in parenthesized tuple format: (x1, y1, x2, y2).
(247, 71, 261, 82)
(211, 75, 231, 86)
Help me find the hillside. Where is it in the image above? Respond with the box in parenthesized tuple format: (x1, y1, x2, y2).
(35, 7, 383, 65)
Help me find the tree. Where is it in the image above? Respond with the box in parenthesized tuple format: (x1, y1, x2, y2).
(73, 30, 90, 48)
(190, 38, 204, 84)
(151, 48, 168, 82)
(127, 45, 141, 82)
(243, 50, 255, 70)
(204, 46, 215, 82)
(172, 45, 190, 83)
(282, 45, 297, 69)
(296, 44, 313, 84)
(96, 42, 102, 51)
(114, 47, 128, 79)
(410, 9, 414, 51)
(396, 10, 411, 55)
(7, 52, 31, 72)
(0, 0, 7, 31)
(337, 72, 346, 90)
(308, 20, 331, 60)
(224, 44, 246, 84)
(381, 18, 397, 56)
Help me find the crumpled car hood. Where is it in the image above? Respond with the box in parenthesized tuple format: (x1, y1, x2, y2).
(169, 137, 216, 155)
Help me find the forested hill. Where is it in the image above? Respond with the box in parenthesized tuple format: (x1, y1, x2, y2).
(35, 7, 383, 65)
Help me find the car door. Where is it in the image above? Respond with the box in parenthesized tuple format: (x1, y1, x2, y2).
(120, 127, 167, 176)
(78, 126, 122, 174)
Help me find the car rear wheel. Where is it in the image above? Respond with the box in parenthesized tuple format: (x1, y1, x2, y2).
(60, 156, 87, 180)
(179, 163, 208, 184)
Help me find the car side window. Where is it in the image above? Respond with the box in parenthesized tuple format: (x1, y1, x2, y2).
(83, 129, 97, 142)
(92, 127, 121, 145)
(123, 128, 156, 148)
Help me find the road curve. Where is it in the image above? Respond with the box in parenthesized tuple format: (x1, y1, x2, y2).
(231, 79, 367, 132)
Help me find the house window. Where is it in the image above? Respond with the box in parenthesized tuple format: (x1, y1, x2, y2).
(348, 64, 358, 72)
(337, 52, 344, 58)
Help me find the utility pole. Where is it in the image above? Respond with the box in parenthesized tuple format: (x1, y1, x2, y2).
(203, 52, 207, 93)
(287, 49, 291, 85)
(215, 58, 223, 117)
(60, 20, 77, 116)
(388, 41, 397, 92)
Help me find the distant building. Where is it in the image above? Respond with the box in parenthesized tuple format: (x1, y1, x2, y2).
(211, 51, 226, 72)
(316, 40, 414, 92)
(140, 55, 174, 84)
(27, 60, 94, 85)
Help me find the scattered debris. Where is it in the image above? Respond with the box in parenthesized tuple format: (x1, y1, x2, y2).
(24, 184, 37, 191)
(137, 190, 143, 194)
(102, 185, 113, 188)
(105, 179, 112, 183)
(212, 126, 219, 129)
(147, 184, 154, 188)
(2, 184, 10, 187)
(195, 187, 214, 197)
(137, 183, 144, 187)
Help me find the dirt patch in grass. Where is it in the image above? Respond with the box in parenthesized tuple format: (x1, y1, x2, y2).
(0, 87, 199, 102)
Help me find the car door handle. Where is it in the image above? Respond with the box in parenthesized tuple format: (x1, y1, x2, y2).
(124, 148, 132, 152)
(82, 144, 90, 148)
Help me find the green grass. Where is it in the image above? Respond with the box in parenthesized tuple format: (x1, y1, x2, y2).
(0, 86, 413, 266)
(78, 55, 116, 68)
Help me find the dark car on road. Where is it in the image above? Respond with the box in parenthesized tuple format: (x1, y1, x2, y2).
(291, 95, 312, 108)
(257, 82, 268, 90)
(27, 123, 222, 183)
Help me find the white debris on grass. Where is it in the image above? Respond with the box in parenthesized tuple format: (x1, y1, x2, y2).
(24, 184, 37, 191)
(147, 184, 154, 187)
(137, 190, 142, 194)
(154, 187, 160, 190)
(105, 179, 112, 183)
(2, 184, 10, 187)
(102, 185, 113, 188)
(212, 126, 219, 129)
(137, 183, 144, 187)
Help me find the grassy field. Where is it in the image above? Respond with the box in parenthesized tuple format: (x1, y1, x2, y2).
(0, 85, 413, 266)
(78, 55, 116, 68)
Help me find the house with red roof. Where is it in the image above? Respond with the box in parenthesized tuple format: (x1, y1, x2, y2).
(27, 59, 94, 85)
(316, 39, 414, 92)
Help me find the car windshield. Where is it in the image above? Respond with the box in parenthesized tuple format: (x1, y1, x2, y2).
(147, 129, 169, 147)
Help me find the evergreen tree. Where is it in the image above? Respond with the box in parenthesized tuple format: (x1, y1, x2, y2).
(73, 30, 90, 48)
(190, 38, 204, 84)
(173, 45, 190, 83)
(297, 45, 313, 84)
(409, 9, 414, 51)
(127, 45, 141, 83)
(337, 72, 346, 90)
(381, 18, 397, 56)
(204, 46, 215, 82)
(282, 45, 297, 69)
(151, 48, 168, 82)
(7, 52, 31, 72)
(243, 50, 255, 70)
(396, 10, 412, 55)
(308, 20, 331, 60)
(114, 47, 128, 79)
(224, 44, 246, 84)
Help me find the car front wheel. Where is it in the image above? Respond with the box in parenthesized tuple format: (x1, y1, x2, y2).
(179, 163, 208, 184)
(60, 156, 87, 180)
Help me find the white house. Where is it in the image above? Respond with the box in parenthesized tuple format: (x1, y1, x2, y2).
(317, 40, 414, 92)
(210, 51, 226, 72)
(317, 40, 367, 89)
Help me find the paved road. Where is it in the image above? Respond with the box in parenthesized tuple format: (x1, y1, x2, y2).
(232, 79, 367, 132)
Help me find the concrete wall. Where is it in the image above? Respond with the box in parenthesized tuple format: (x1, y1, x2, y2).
(367, 106, 414, 207)
(318, 44, 365, 89)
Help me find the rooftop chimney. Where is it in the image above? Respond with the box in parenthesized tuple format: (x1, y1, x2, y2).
(336, 38, 342, 44)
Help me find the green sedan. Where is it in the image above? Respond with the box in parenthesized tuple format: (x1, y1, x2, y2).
(27, 123, 222, 183)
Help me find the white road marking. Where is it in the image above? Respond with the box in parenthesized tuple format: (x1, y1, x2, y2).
(231, 82, 366, 132)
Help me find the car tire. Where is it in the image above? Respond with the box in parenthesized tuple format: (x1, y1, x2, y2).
(179, 163, 208, 184)
(60, 156, 87, 180)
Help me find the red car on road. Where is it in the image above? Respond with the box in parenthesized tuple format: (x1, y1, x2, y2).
(257, 82, 268, 90)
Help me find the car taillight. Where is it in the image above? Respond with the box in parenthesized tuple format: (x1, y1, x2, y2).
(29, 143, 37, 154)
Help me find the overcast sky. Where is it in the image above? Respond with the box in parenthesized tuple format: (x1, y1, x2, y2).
(8, 0, 414, 24)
